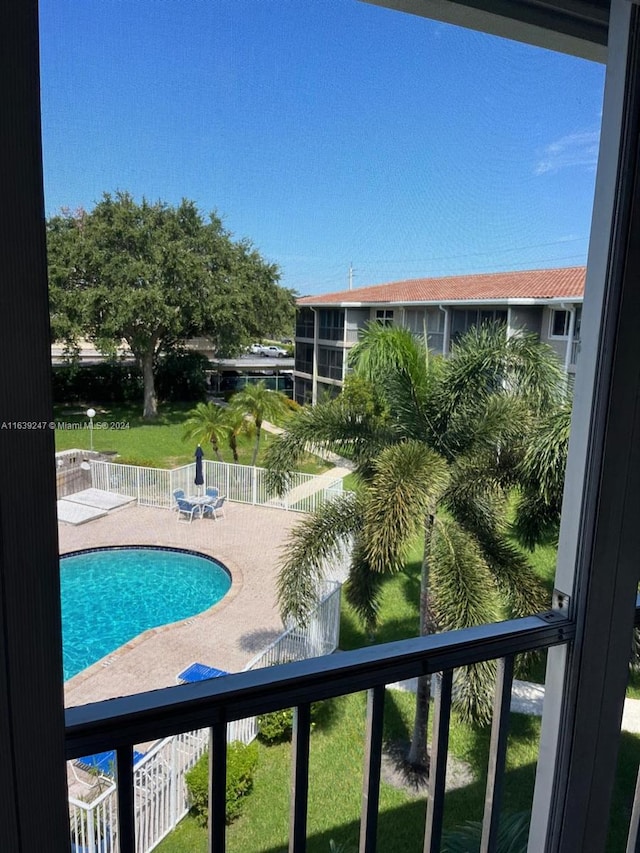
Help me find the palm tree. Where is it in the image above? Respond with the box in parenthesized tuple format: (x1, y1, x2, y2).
(223, 406, 254, 463)
(182, 402, 228, 462)
(264, 323, 564, 769)
(231, 381, 289, 466)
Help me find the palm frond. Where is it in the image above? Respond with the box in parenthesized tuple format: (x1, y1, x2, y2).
(431, 517, 501, 631)
(277, 492, 363, 626)
(349, 323, 428, 391)
(263, 399, 396, 494)
(441, 811, 530, 853)
(510, 402, 571, 549)
(343, 540, 385, 633)
(445, 476, 548, 616)
(430, 517, 501, 724)
(348, 324, 438, 445)
(444, 324, 565, 417)
(363, 441, 449, 574)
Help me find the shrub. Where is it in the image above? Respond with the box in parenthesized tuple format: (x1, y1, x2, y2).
(257, 703, 322, 744)
(155, 351, 209, 403)
(52, 361, 143, 404)
(185, 741, 258, 827)
(257, 708, 295, 744)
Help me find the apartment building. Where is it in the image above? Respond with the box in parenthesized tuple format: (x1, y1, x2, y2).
(294, 266, 585, 404)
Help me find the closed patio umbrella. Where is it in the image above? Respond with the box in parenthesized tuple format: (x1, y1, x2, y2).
(194, 445, 204, 492)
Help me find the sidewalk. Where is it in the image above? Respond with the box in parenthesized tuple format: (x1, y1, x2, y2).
(387, 676, 640, 733)
(261, 420, 357, 475)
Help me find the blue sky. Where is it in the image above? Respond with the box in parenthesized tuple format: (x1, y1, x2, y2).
(39, 0, 605, 296)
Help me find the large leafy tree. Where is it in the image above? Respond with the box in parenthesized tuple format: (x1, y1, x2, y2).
(265, 323, 564, 769)
(47, 192, 295, 418)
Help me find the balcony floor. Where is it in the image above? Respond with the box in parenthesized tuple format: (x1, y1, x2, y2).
(59, 502, 301, 708)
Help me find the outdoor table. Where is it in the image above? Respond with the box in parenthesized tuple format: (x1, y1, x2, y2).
(186, 495, 213, 517)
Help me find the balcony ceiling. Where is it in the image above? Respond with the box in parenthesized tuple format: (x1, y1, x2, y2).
(361, 0, 609, 61)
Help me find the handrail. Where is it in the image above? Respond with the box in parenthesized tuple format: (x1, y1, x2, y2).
(65, 611, 572, 759)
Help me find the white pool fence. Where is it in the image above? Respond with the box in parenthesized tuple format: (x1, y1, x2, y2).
(90, 458, 343, 514)
(68, 578, 347, 853)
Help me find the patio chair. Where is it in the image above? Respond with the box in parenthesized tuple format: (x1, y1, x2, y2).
(205, 487, 219, 500)
(175, 497, 200, 523)
(172, 489, 185, 511)
(177, 662, 229, 683)
(202, 494, 226, 520)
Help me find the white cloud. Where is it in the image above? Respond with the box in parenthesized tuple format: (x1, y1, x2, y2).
(535, 130, 601, 175)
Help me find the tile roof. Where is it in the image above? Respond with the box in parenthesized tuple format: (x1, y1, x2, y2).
(298, 266, 586, 306)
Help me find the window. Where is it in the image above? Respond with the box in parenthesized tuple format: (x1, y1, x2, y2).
(319, 309, 345, 341)
(295, 308, 315, 339)
(375, 309, 394, 326)
(316, 381, 342, 401)
(550, 309, 570, 337)
(294, 342, 314, 375)
(451, 307, 507, 341)
(317, 346, 343, 380)
(294, 377, 313, 406)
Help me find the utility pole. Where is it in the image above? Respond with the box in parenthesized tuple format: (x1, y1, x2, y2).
(349, 262, 355, 290)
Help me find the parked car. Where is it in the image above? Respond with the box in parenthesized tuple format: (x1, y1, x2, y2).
(247, 343, 289, 357)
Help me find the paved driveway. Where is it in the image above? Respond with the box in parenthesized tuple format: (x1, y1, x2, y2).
(59, 502, 301, 708)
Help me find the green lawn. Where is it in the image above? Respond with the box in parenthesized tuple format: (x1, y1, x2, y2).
(157, 691, 545, 853)
(53, 402, 330, 473)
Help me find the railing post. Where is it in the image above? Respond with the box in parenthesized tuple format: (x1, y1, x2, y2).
(209, 722, 227, 853)
(170, 735, 178, 829)
(359, 685, 385, 853)
(289, 703, 312, 853)
(87, 806, 96, 853)
(252, 466, 258, 505)
(424, 671, 453, 853)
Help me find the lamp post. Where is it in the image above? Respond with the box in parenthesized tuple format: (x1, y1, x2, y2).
(86, 408, 96, 451)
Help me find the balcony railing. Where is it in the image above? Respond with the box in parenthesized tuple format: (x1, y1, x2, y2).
(66, 611, 574, 853)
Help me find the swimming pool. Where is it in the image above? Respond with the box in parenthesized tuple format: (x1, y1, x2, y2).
(60, 546, 232, 680)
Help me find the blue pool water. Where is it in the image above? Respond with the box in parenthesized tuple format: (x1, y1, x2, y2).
(60, 547, 232, 680)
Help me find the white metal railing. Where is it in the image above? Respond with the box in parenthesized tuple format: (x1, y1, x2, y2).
(90, 459, 343, 514)
(91, 462, 171, 508)
(68, 729, 209, 853)
(67, 578, 345, 852)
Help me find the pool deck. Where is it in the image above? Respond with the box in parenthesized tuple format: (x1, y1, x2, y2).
(59, 502, 302, 709)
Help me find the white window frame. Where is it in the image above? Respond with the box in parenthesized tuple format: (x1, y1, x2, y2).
(549, 308, 571, 339)
(374, 308, 394, 326)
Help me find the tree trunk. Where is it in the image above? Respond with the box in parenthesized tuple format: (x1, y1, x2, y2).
(210, 440, 224, 463)
(407, 508, 437, 769)
(230, 436, 239, 463)
(251, 420, 262, 466)
(141, 350, 157, 419)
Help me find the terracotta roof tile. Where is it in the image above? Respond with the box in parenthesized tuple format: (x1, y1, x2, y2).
(298, 266, 585, 306)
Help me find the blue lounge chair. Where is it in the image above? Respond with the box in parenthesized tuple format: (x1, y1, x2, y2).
(74, 749, 145, 779)
(177, 662, 229, 683)
(175, 497, 200, 523)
